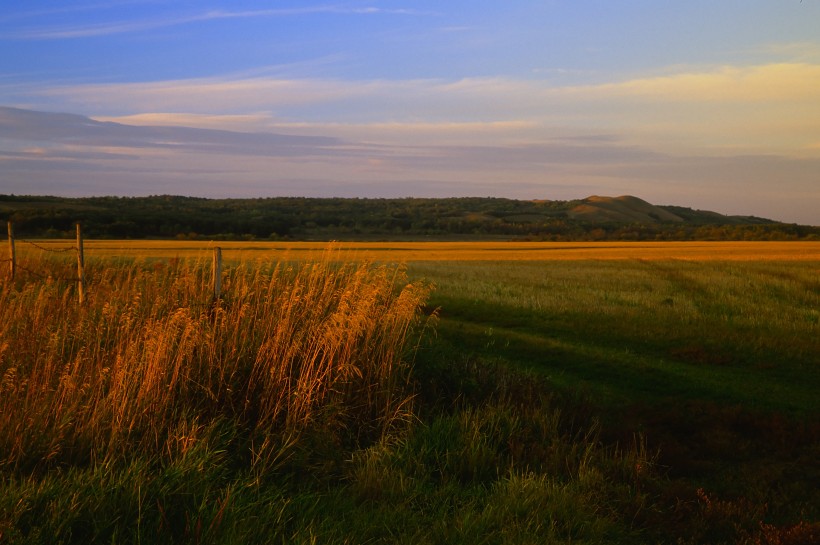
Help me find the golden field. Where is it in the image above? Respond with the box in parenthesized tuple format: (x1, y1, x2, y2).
(13, 240, 820, 262)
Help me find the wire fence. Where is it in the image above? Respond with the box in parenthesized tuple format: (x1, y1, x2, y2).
(5, 221, 86, 302)
(6, 240, 79, 280)
(19, 238, 77, 253)
(4, 221, 223, 305)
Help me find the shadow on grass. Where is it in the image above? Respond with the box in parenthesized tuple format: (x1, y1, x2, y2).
(418, 310, 820, 524)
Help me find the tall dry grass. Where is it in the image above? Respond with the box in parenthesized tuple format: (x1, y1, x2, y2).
(0, 252, 430, 472)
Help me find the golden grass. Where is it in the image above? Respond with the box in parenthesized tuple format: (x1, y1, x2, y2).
(13, 240, 820, 262)
(0, 252, 430, 471)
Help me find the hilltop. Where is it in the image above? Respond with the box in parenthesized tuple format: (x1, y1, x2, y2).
(1, 194, 817, 241)
(569, 195, 685, 223)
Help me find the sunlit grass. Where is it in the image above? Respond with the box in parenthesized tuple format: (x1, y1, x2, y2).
(0, 252, 430, 473)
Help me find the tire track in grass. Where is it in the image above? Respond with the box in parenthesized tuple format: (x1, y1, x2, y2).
(434, 317, 818, 416)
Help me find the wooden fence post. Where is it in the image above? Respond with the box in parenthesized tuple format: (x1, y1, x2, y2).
(76, 223, 85, 304)
(212, 247, 222, 301)
(7, 221, 14, 281)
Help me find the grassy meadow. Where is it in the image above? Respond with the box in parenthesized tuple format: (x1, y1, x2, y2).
(1, 241, 818, 544)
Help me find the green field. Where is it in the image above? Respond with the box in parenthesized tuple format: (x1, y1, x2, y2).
(409, 260, 819, 511)
(1, 247, 818, 544)
(409, 259, 819, 415)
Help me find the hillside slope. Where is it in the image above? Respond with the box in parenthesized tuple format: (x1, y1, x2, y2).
(568, 195, 685, 223)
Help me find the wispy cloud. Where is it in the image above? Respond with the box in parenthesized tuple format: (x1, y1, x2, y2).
(4, 5, 428, 40)
(92, 114, 544, 147)
(587, 63, 820, 103)
(0, 1, 158, 23)
(0, 106, 343, 157)
(19, 60, 819, 159)
(749, 41, 820, 63)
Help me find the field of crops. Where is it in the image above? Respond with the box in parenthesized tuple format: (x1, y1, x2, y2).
(24, 239, 820, 262)
(1, 241, 818, 544)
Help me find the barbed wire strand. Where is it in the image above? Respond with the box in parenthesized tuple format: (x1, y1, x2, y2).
(4, 239, 79, 282)
(18, 239, 77, 253)
(12, 263, 80, 283)
(4, 231, 85, 293)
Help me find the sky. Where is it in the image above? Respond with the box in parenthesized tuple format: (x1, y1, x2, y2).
(1, 1, 819, 225)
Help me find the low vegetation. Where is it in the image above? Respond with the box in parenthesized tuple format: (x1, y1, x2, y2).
(0, 250, 818, 543)
(409, 258, 820, 542)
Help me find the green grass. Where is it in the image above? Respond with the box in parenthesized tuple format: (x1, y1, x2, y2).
(1, 256, 818, 544)
(409, 259, 820, 414)
(408, 259, 820, 527)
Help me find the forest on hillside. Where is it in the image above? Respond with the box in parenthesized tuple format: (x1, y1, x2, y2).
(1, 194, 818, 241)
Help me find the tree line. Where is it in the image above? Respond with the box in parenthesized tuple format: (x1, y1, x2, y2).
(1, 194, 817, 241)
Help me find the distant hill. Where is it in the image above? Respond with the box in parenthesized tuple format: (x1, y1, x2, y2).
(1, 194, 817, 241)
(566, 195, 775, 225)
(569, 195, 686, 223)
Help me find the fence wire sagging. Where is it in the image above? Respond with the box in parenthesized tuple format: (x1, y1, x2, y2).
(5, 221, 86, 303)
(4, 221, 226, 305)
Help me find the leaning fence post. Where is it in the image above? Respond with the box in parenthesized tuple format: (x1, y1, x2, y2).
(7, 221, 14, 281)
(212, 247, 222, 301)
(76, 223, 85, 304)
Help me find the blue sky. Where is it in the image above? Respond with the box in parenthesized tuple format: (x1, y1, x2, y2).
(1, 1, 819, 224)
